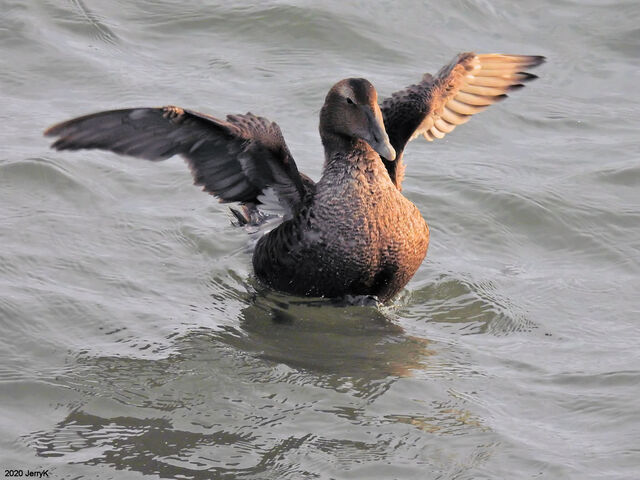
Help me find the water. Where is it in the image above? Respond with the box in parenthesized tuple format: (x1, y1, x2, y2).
(1, 0, 639, 478)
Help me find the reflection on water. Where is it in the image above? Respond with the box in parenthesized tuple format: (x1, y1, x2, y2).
(24, 289, 495, 478)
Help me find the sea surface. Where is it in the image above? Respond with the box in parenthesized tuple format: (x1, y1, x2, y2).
(1, 1, 639, 479)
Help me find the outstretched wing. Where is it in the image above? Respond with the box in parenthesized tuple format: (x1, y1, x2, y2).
(380, 53, 545, 187)
(45, 106, 314, 210)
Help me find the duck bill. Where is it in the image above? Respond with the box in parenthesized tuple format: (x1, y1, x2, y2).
(363, 106, 396, 161)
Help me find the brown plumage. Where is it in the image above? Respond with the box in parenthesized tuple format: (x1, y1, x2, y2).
(381, 53, 545, 188)
(44, 52, 544, 302)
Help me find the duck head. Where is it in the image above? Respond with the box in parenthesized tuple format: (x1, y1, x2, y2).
(320, 78, 396, 161)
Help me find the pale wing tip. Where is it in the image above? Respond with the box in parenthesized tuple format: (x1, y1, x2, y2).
(476, 53, 546, 68)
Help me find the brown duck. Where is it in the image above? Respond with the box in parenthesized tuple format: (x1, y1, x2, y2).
(45, 53, 544, 302)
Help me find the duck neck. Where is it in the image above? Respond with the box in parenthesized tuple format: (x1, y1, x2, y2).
(320, 131, 375, 169)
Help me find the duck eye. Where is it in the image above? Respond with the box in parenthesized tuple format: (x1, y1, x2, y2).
(346, 97, 355, 105)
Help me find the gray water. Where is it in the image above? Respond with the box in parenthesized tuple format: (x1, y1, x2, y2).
(1, 1, 639, 478)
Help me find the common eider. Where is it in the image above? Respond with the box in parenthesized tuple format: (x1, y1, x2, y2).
(45, 53, 544, 302)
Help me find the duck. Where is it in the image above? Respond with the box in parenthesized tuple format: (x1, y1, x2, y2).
(45, 52, 544, 303)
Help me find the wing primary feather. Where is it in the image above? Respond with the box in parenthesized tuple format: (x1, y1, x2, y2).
(462, 84, 511, 96)
(455, 91, 504, 106)
(434, 118, 456, 133)
(441, 106, 471, 125)
(447, 98, 487, 115)
(429, 126, 445, 139)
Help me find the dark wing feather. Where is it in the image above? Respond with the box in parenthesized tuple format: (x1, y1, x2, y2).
(44, 106, 314, 209)
(380, 53, 545, 187)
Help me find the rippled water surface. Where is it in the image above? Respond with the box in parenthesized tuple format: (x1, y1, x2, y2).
(2, 1, 639, 479)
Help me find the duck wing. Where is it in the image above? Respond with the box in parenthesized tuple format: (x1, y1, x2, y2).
(380, 53, 545, 188)
(45, 106, 314, 211)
